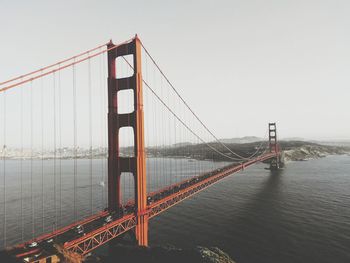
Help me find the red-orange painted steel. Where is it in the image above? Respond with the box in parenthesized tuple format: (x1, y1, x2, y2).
(13, 210, 109, 249)
(15, 248, 41, 258)
(268, 123, 280, 169)
(6, 34, 282, 259)
(269, 123, 278, 153)
(107, 35, 148, 246)
(64, 214, 137, 255)
(62, 152, 278, 256)
(133, 35, 149, 247)
(148, 152, 277, 218)
(11, 152, 278, 258)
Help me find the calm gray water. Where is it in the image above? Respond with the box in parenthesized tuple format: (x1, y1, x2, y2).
(1, 155, 350, 263)
(0, 157, 228, 248)
(149, 155, 350, 263)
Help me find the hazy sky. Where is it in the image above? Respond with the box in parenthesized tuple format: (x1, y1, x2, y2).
(1, 0, 350, 141)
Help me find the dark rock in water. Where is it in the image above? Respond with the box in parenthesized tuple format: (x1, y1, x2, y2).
(85, 245, 236, 263)
(197, 246, 236, 263)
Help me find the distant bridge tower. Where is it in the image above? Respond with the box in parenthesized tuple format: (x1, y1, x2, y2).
(107, 36, 148, 246)
(268, 122, 282, 170)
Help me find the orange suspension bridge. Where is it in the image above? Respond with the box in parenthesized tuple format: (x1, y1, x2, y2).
(0, 35, 283, 262)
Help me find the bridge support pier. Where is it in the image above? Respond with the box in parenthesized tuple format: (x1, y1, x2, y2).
(107, 35, 148, 246)
(135, 213, 149, 246)
(268, 123, 283, 170)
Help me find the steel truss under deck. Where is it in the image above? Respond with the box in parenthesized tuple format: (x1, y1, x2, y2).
(62, 152, 277, 256)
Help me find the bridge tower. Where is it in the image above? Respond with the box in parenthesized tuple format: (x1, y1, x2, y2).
(107, 36, 148, 246)
(269, 122, 280, 170)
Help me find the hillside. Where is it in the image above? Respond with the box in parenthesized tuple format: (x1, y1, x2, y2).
(148, 140, 350, 162)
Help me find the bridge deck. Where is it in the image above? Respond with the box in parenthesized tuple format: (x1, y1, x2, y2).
(9, 152, 277, 261)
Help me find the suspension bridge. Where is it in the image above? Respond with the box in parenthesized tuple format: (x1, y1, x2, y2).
(0, 35, 283, 262)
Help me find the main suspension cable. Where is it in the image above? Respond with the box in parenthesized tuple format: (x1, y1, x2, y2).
(0, 38, 133, 93)
(143, 78, 241, 161)
(140, 41, 259, 160)
(0, 43, 108, 86)
(122, 56, 263, 162)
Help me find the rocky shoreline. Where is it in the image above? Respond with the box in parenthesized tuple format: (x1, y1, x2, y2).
(279, 141, 350, 162)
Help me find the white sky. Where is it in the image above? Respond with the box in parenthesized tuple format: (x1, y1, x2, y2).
(1, 0, 349, 141)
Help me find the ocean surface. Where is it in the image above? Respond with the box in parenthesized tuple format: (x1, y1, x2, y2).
(0, 157, 228, 247)
(1, 155, 350, 263)
(149, 155, 350, 263)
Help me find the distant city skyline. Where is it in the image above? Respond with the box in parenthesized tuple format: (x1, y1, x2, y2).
(1, 0, 349, 142)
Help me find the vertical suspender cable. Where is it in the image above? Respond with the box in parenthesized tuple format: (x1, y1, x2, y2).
(3, 90, 6, 247)
(73, 64, 77, 221)
(88, 55, 93, 215)
(179, 94, 182, 181)
(41, 73, 44, 233)
(152, 62, 159, 190)
(30, 81, 34, 239)
(168, 82, 172, 185)
(53, 73, 57, 232)
(145, 54, 151, 194)
(20, 81, 24, 242)
(160, 75, 164, 187)
(99, 50, 104, 209)
(173, 87, 177, 186)
(58, 66, 62, 227)
(195, 115, 198, 176)
(102, 53, 107, 208)
(165, 77, 169, 186)
(164, 76, 168, 185)
(145, 52, 149, 193)
(182, 96, 185, 180)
